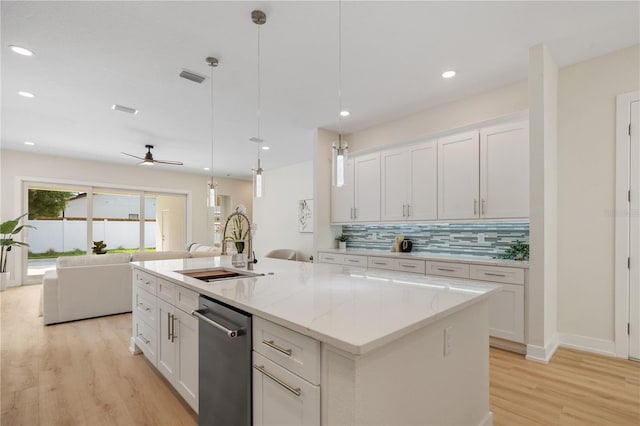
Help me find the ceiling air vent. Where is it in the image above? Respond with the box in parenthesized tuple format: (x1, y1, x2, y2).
(111, 104, 139, 114)
(180, 69, 207, 84)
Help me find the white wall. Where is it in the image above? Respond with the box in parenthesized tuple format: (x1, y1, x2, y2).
(557, 44, 640, 352)
(252, 160, 314, 262)
(0, 150, 252, 283)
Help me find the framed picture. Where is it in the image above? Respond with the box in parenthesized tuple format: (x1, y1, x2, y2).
(298, 199, 313, 233)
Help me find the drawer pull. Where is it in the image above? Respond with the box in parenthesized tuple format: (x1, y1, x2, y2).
(484, 272, 506, 277)
(400, 264, 416, 268)
(325, 257, 335, 261)
(138, 302, 151, 312)
(138, 333, 150, 344)
(262, 339, 293, 356)
(347, 259, 359, 263)
(436, 267, 455, 272)
(254, 365, 301, 397)
(373, 261, 387, 265)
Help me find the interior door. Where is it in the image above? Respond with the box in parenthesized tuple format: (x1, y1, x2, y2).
(630, 99, 639, 360)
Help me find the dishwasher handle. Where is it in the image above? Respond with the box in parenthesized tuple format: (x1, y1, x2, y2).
(191, 309, 240, 338)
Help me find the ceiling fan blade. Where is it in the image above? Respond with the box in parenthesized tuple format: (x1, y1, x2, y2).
(121, 152, 145, 161)
(154, 159, 184, 166)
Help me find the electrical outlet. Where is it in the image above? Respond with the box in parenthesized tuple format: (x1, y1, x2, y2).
(444, 326, 453, 356)
(477, 233, 485, 243)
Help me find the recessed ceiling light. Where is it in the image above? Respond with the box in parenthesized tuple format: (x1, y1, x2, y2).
(18, 91, 35, 98)
(261, 146, 270, 151)
(24, 141, 35, 146)
(442, 70, 456, 79)
(10, 45, 34, 56)
(111, 104, 139, 115)
(340, 110, 350, 117)
(204, 167, 210, 171)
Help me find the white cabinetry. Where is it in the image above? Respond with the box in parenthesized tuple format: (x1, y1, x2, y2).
(381, 141, 437, 221)
(331, 153, 380, 223)
(438, 122, 529, 220)
(131, 268, 199, 413)
(156, 279, 199, 413)
(470, 264, 525, 344)
(253, 317, 320, 426)
(480, 121, 529, 218)
(437, 131, 480, 219)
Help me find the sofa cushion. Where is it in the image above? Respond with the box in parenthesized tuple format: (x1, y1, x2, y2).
(131, 251, 190, 261)
(188, 243, 221, 256)
(56, 253, 131, 268)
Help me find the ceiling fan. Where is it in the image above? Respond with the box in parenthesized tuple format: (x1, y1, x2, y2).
(121, 144, 183, 166)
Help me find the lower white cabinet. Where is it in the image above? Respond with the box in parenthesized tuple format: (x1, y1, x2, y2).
(488, 283, 525, 343)
(253, 352, 320, 426)
(156, 294, 199, 413)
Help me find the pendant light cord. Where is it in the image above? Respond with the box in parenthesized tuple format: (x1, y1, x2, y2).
(338, 0, 343, 140)
(257, 22, 262, 142)
(210, 63, 215, 178)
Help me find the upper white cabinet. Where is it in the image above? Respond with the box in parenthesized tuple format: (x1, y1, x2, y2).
(331, 153, 380, 223)
(437, 131, 480, 220)
(480, 121, 529, 218)
(438, 121, 529, 220)
(381, 141, 437, 221)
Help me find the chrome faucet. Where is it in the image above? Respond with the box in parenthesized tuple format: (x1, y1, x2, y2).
(221, 211, 254, 271)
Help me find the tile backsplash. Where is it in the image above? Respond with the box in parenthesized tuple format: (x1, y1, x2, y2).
(341, 222, 529, 258)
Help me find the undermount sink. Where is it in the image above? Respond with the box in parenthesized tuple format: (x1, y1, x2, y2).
(177, 267, 263, 282)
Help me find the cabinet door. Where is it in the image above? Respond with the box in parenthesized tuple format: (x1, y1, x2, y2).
(488, 283, 524, 343)
(330, 159, 354, 223)
(174, 309, 199, 413)
(354, 152, 381, 222)
(381, 148, 408, 221)
(253, 352, 320, 426)
(480, 121, 529, 218)
(437, 131, 480, 219)
(408, 141, 438, 221)
(156, 298, 176, 382)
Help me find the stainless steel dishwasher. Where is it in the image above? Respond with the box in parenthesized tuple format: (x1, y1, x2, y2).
(192, 295, 252, 426)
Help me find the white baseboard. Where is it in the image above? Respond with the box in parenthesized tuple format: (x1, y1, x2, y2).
(526, 333, 559, 363)
(129, 337, 142, 355)
(478, 411, 493, 426)
(558, 332, 616, 357)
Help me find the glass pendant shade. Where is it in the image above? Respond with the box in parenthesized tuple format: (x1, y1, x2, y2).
(253, 160, 263, 198)
(332, 137, 348, 187)
(207, 181, 218, 208)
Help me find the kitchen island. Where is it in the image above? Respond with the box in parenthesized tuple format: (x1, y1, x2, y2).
(130, 256, 498, 426)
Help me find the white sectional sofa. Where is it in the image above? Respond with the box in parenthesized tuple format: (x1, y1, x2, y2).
(42, 244, 220, 325)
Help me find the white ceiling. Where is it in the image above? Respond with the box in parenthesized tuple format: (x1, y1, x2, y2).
(2, 1, 638, 179)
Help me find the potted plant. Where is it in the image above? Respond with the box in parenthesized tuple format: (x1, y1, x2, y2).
(336, 234, 348, 250)
(1, 213, 35, 291)
(225, 214, 248, 254)
(92, 240, 107, 255)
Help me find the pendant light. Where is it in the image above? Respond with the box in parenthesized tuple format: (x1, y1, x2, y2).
(332, 0, 348, 188)
(251, 10, 266, 198)
(206, 56, 219, 208)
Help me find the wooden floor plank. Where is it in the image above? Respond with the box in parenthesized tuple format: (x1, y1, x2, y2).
(2, 285, 639, 426)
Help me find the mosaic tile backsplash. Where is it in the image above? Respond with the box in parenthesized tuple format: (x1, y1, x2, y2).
(341, 222, 529, 258)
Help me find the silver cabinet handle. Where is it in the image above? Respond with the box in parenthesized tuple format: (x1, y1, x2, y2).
(171, 314, 177, 342)
(474, 199, 478, 215)
(254, 365, 301, 397)
(191, 309, 239, 338)
(325, 256, 335, 261)
(262, 339, 293, 356)
(437, 267, 455, 272)
(167, 312, 172, 340)
(138, 302, 151, 312)
(402, 204, 407, 217)
(347, 259, 359, 263)
(481, 199, 486, 215)
(353, 207, 357, 219)
(407, 204, 411, 217)
(373, 261, 387, 265)
(400, 264, 416, 268)
(138, 333, 150, 344)
(484, 272, 506, 277)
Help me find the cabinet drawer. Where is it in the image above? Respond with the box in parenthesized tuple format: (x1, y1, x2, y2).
(318, 253, 344, 265)
(426, 261, 470, 279)
(175, 285, 199, 313)
(134, 269, 157, 294)
(135, 316, 157, 366)
(368, 256, 395, 270)
(253, 317, 320, 385)
(253, 351, 320, 426)
(470, 264, 524, 285)
(157, 278, 176, 304)
(343, 255, 367, 267)
(395, 258, 426, 274)
(134, 283, 156, 325)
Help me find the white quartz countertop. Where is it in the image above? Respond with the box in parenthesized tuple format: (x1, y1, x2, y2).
(319, 248, 530, 268)
(132, 256, 499, 355)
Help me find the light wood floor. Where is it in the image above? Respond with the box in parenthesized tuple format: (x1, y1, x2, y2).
(2, 285, 639, 426)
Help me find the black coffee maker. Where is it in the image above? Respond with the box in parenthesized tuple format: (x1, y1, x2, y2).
(399, 239, 413, 252)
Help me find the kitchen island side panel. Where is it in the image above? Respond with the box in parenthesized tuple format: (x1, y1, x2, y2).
(323, 299, 491, 426)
